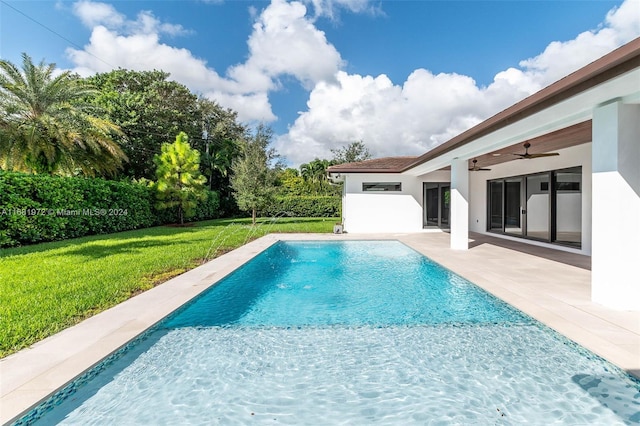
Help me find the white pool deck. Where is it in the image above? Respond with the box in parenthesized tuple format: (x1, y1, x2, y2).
(1, 231, 639, 424)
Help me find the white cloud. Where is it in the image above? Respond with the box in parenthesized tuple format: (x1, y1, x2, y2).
(206, 91, 277, 123)
(229, 0, 342, 90)
(67, 0, 342, 122)
(276, 0, 640, 165)
(276, 70, 489, 163)
(72, 1, 189, 36)
(305, 0, 380, 19)
(65, 0, 640, 165)
(73, 0, 125, 28)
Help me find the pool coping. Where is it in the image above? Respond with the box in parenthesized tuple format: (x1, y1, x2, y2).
(1, 232, 639, 424)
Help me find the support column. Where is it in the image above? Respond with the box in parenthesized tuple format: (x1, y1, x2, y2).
(450, 158, 469, 250)
(592, 101, 640, 310)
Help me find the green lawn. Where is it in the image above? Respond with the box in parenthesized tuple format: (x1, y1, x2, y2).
(0, 217, 336, 357)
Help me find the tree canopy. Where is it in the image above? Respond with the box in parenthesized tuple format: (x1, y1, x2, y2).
(230, 124, 279, 224)
(196, 98, 245, 193)
(330, 140, 371, 164)
(87, 69, 200, 179)
(0, 54, 127, 176)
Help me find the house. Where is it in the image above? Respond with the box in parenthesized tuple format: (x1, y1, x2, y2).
(327, 37, 640, 311)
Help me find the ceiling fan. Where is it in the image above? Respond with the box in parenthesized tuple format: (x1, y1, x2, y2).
(513, 142, 560, 159)
(469, 159, 491, 171)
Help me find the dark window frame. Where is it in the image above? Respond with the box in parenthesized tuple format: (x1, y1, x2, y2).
(486, 166, 582, 249)
(362, 182, 402, 192)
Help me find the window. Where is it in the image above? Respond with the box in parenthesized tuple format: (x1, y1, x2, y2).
(362, 182, 402, 192)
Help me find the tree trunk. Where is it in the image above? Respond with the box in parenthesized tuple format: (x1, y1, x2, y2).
(179, 206, 184, 225)
(252, 208, 256, 226)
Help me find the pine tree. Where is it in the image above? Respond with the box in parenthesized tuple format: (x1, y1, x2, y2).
(153, 132, 207, 225)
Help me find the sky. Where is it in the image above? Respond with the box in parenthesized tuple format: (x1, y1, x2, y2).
(1, 0, 639, 166)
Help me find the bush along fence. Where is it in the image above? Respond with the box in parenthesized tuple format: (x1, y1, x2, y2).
(261, 196, 340, 218)
(0, 172, 219, 247)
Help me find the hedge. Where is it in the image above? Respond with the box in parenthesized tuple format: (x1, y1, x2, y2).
(261, 196, 340, 218)
(0, 172, 219, 247)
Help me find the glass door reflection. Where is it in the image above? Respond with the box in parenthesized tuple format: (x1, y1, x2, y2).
(504, 178, 523, 236)
(525, 174, 550, 240)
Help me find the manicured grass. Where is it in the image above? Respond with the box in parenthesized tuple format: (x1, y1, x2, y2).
(0, 217, 336, 357)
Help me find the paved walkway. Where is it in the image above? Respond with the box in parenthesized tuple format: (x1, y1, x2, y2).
(1, 232, 638, 424)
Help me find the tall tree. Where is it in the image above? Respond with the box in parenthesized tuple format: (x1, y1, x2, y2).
(196, 98, 245, 191)
(230, 124, 278, 225)
(331, 140, 371, 164)
(0, 54, 126, 176)
(153, 132, 207, 225)
(87, 70, 200, 179)
(300, 158, 332, 195)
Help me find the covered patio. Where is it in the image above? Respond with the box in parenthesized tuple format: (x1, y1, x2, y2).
(329, 37, 640, 311)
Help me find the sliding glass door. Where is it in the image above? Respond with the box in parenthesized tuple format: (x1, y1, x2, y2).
(440, 185, 450, 227)
(489, 181, 503, 231)
(525, 174, 550, 240)
(423, 183, 450, 229)
(487, 167, 581, 248)
(504, 178, 523, 236)
(554, 167, 582, 245)
(425, 184, 439, 227)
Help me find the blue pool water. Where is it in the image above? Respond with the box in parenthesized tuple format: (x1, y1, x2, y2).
(17, 241, 640, 425)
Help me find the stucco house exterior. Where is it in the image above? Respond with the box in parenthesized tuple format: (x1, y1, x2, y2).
(327, 37, 640, 311)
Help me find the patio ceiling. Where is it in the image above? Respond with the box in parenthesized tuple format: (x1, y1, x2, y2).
(465, 120, 592, 170)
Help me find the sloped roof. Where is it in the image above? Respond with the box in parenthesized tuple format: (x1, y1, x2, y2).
(327, 156, 418, 173)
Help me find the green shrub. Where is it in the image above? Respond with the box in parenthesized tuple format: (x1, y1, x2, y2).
(0, 172, 220, 247)
(261, 196, 340, 218)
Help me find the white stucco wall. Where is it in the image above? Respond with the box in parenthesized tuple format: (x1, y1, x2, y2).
(342, 172, 449, 233)
(591, 102, 640, 310)
(340, 144, 592, 253)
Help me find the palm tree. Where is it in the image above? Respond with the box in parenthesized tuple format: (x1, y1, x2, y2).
(300, 159, 330, 194)
(201, 138, 237, 189)
(0, 53, 127, 176)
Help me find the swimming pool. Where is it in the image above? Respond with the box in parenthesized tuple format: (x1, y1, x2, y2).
(15, 241, 640, 425)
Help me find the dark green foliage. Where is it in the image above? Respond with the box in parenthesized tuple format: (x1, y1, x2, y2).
(261, 196, 340, 218)
(0, 54, 127, 176)
(230, 124, 279, 225)
(86, 70, 200, 179)
(154, 190, 220, 224)
(0, 172, 219, 247)
(195, 98, 245, 193)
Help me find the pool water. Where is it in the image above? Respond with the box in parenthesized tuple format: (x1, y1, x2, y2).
(17, 241, 640, 425)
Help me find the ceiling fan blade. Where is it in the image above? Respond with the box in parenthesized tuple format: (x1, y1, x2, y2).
(527, 152, 560, 158)
(513, 142, 560, 159)
(469, 158, 491, 171)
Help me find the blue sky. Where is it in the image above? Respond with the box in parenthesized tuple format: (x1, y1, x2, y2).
(1, 0, 638, 165)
